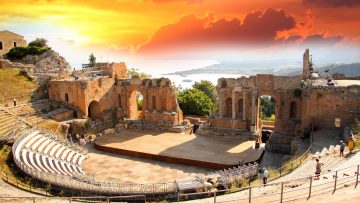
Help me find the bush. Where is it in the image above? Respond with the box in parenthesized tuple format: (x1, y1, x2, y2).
(18, 69, 33, 81)
(177, 89, 214, 116)
(28, 38, 48, 48)
(6, 46, 50, 60)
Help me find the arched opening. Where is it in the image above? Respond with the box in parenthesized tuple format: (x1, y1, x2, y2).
(238, 99, 243, 118)
(129, 91, 144, 119)
(88, 101, 101, 120)
(259, 95, 276, 129)
(225, 98, 232, 118)
(221, 80, 227, 88)
(290, 101, 297, 119)
(118, 94, 122, 108)
(64, 93, 69, 102)
(152, 96, 156, 111)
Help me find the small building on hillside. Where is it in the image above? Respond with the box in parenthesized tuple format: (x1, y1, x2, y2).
(0, 30, 27, 56)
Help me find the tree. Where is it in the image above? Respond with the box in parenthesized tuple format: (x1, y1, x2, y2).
(192, 80, 218, 103)
(177, 89, 213, 116)
(88, 53, 96, 67)
(28, 38, 48, 48)
(127, 68, 152, 79)
(259, 96, 275, 120)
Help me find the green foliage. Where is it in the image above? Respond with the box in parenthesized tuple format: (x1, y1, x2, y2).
(352, 119, 360, 150)
(293, 88, 302, 98)
(137, 98, 143, 110)
(18, 69, 33, 81)
(6, 46, 50, 60)
(88, 53, 96, 67)
(260, 96, 275, 120)
(28, 38, 48, 48)
(177, 88, 213, 116)
(127, 68, 152, 79)
(192, 80, 218, 103)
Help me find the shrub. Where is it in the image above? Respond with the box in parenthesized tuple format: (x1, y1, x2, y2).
(28, 38, 48, 48)
(293, 88, 302, 98)
(6, 46, 50, 60)
(18, 69, 33, 81)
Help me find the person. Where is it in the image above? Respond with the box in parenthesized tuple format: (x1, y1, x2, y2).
(13, 98, 16, 107)
(315, 158, 324, 180)
(262, 167, 269, 184)
(340, 140, 346, 157)
(348, 137, 354, 154)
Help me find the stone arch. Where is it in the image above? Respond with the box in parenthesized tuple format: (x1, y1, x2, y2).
(129, 90, 144, 119)
(258, 95, 276, 122)
(225, 98, 232, 118)
(238, 99, 243, 118)
(152, 95, 156, 110)
(221, 80, 227, 88)
(290, 101, 297, 119)
(88, 101, 101, 120)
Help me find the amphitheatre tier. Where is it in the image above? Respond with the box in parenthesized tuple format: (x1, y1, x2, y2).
(94, 129, 264, 169)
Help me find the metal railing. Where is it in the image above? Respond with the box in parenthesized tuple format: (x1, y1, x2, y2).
(0, 195, 147, 203)
(177, 163, 360, 202)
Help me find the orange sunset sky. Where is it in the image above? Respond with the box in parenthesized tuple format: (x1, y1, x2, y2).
(1, 0, 360, 72)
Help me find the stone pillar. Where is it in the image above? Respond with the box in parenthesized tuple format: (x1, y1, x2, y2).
(251, 90, 257, 133)
(219, 90, 224, 118)
(232, 90, 236, 119)
(242, 91, 246, 121)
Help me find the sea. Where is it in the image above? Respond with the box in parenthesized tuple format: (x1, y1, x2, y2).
(152, 73, 246, 89)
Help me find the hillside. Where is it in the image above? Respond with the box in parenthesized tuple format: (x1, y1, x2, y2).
(0, 68, 37, 104)
(166, 62, 360, 77)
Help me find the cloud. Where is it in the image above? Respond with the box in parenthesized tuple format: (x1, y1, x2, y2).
(303, 33, 343, 45)
(150, 0, 201, 3)
(139, 8, 296, 54)
(302, 0, 360, 7)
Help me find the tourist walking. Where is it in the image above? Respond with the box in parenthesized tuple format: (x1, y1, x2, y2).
(340, 140, 346, 157)
(348, 137, 354, 154)
(262, 167, 269, 184)
(13, 98, 16, 107)
(315, 158, 323, 180)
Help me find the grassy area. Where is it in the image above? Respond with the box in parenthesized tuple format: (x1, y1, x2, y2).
(0, 144, 54, 195)
(352, 119, 360, 150)
(0, 68, 37, 103)
(0, 144, 34, 188)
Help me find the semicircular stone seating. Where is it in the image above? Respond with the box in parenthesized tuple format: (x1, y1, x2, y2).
(14, 130, 87, 178)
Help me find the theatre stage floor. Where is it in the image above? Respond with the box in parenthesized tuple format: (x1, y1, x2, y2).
(94, 129, 264, 169)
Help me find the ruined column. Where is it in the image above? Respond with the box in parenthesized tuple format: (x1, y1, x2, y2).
(232, 90, 236, 119)
(242, 91, 246, 121)
(251, 90, 257, 132)
(219, 90, 224, 118)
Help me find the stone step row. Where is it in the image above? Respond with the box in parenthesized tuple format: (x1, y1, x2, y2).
(14, 130, 86, 179)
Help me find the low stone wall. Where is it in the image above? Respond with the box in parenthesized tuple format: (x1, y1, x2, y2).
(50, 110, 74, 121)
(208, 118, 247, 129)
(266, 131, 299, 154)
(144, 111, 180, 125)
(116, 120, 192, 134)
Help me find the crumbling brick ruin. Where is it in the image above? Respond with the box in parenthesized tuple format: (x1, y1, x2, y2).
(48, 62, 183, 126)
(210, 49, 360, 138)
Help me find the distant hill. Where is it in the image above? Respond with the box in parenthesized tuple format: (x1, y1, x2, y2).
(166, 62, 360, 77)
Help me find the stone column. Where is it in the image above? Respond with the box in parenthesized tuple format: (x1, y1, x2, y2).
(251, 91, 257, 125)
(232, 90, 236, 119)
(219, 90, 224, 118)
(242, 91, 246, 121)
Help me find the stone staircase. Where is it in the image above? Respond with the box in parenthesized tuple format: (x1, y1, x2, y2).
(274, 145, 349, 183)
(183, 148, 359, 203)
(0, 109, 29, 143)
